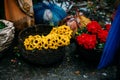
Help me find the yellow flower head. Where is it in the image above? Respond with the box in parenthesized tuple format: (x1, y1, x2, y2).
(24, 25, 72, 50)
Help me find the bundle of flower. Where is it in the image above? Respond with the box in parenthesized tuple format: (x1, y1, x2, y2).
(76, 21, 111, 50)
(24, 25, 73, 50)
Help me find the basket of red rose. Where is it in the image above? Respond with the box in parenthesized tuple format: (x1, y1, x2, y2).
(76, 20, 111, 65)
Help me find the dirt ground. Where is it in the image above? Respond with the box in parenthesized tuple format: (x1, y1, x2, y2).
(0, 43, 117, 80)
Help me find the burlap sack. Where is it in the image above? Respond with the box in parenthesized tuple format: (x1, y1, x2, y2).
(0, 20, 15, 52)
(4, 0, 34, 31)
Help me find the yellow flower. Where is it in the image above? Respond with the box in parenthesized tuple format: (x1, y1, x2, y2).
(58, 41, 63, 46)
(32, 39, 39, 49)
(28, 35, 34, 39)
(24, 36, 35, 50)
(59, 35, 70, 46)
(34, 35, 41, 39)
(50, 27, 57, 34)
(25, 43, 34, 50)
(23, 25, 73, 50)
(24, 38, 30, 45)
(47, 34, 58, 49)
(42, 37, 49, 49)
(37, 42, 43, 50)
(49, 42, 58, 49)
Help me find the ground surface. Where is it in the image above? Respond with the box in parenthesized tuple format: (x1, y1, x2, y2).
(0, 43, 117, 80)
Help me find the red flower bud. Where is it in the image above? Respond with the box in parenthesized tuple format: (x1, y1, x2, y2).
(105, 24, 111, 31)
(98, 30, 108, 43)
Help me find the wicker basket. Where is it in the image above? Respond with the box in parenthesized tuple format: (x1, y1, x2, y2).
(18, 24, 65, 66)
(76, 44, 102, 65)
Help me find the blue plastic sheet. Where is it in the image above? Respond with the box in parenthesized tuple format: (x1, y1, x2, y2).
(98, 5, 120, 69)
(33, 1, 67, 25)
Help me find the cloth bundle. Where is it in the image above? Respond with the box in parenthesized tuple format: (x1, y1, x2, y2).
(98, 5, 120, 69)
(4, 0, 34, 30)
(0, 20, 15, 52)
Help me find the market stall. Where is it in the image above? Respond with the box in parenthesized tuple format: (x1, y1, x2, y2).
(0, 0, 119, 80)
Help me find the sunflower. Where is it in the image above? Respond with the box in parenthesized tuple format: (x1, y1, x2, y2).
(32, 38, 40, 49)
(49, 42, 58, 49)
(58, 40, 63, 46)
(28, 35, 34, 39)
(34, 35, 41, 39)
(47, 34, 58, 49)
(58, 35, 70, 46)
(37, 41, 43, 50)
(42, 37, 49, 50)
(57, 25, 73, 36)
(23, 25, 73, 50)
(24, 38, 30, 45)
(66, 31, 72, 38)
(25, 43, 34, 50)
(50, 27, 57, 34)
(24, 36, 35, 50)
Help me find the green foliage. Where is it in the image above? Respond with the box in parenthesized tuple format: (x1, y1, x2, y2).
(0, 21, 6, 29)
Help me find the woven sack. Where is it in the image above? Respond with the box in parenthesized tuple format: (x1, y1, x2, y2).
(4, 0, 34, 31)
(0, 20, 15, 53)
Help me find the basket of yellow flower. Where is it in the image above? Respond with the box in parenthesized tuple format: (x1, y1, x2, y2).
(18, 24, 73, 66)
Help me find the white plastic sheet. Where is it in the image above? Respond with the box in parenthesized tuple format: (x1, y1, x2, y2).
(0, 20, 15, 52)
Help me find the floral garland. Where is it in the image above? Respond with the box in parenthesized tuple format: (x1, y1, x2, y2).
(24, 25, 73, 50)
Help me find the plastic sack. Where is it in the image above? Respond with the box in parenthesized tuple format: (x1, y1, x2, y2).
(0, 20, 15, 52)
(33, 1, 67, 26)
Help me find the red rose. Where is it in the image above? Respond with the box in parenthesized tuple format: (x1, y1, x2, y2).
(83, 34, 97, 49)
(76, 33, 88, 45)
(98, 30, 108, 43)
(87, 21, 102, 34)
(105, 24, 111, 31)
(76, 33, 97, 49)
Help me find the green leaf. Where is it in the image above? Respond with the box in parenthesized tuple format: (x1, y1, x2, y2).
(97, 43, 104, 49)
(0, 21, 6, 29)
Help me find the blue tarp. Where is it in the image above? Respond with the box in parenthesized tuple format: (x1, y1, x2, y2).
(33, 1, 67, 25)
(98, 5, 120, 69)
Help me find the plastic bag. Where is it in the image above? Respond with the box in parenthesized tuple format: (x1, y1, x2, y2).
(34, 1, 67, 26)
